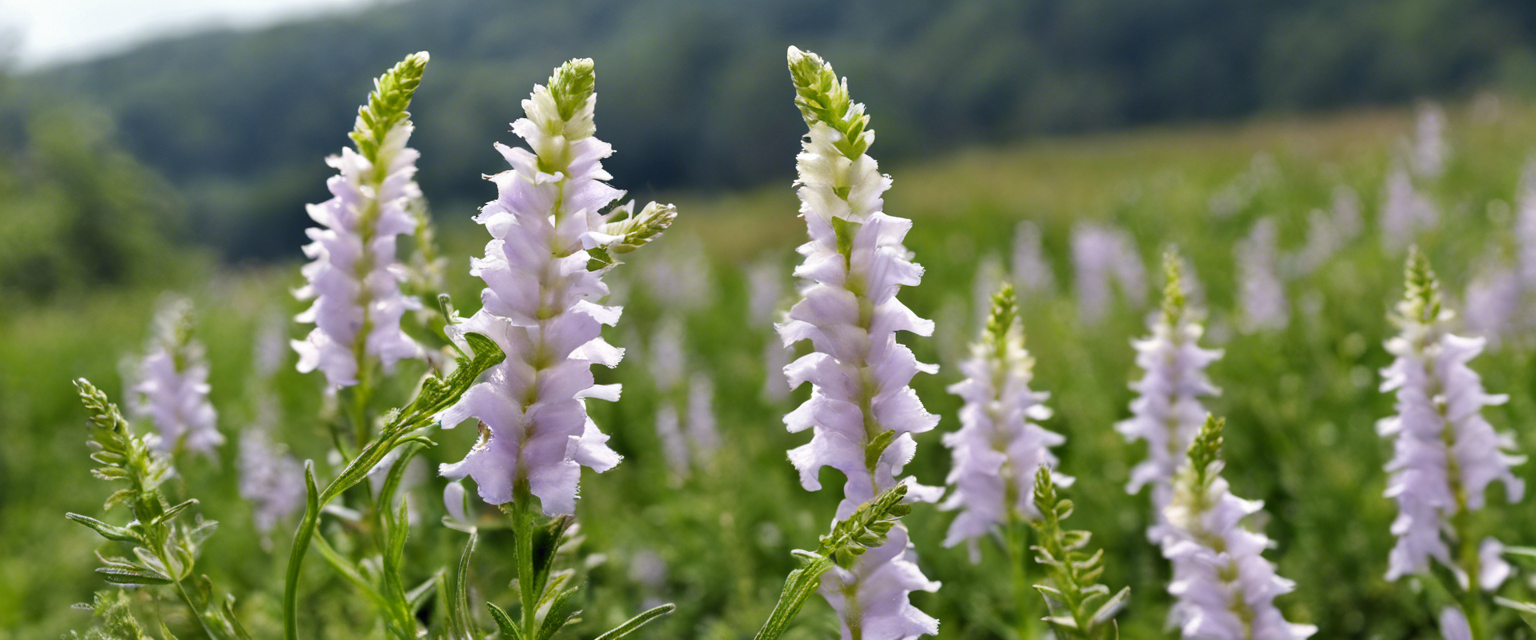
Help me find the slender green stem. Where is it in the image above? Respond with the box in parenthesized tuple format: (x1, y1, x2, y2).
(514, 487, 539, 639)
(1453, 506, 1489, 640)
(284, 464, 323, 640)
(153, 530, 227, 640)
(1005, 510, 1034, 640)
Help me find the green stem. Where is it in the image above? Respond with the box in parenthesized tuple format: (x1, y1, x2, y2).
(1454, 507, 1489, 640)
(170, 578, 227, 640)
(284, 463, 323, 640)
(754, 557, 834, 640)
(1005, 510, 1035, 640)
(514, 487, 539, 639)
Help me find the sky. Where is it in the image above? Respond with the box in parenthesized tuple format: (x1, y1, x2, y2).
(0, 0, 378, 69)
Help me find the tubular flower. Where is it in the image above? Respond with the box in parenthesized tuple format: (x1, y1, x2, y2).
(1378, 248, 1525, 583)
(1117, 252, 1222, 535)
(1163, 416, 1316, 640)
(438, 59, 677, 515)
(293, 53, 429, 388)
(779, 46, 941, 639)
(132, 296, 222, 456)
(941, 285, 1068, 555)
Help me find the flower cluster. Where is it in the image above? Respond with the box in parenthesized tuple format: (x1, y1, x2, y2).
(1071, 222, 1147, 323)
(1117, 252, 1222, 535)
(131, 296, 222, 456)
(1411, 102, 1448, 180)
(1236, 217, 1289, 333)
(1291, 186, 1362, 276)
(1377, 248, 1525, 584)
(238, 405, 305, 537)
(439, 59, 676, 515)
(292, 52, 428, 388)
(778, 46, 941, 639)
(1011, 220, 1056, 297)
(1162, 416, 1316, 640)
(941, 285, 1068, 555)
(1379, 166, 1438, 252)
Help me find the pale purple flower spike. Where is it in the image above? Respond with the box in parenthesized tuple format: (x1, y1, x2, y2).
(1378, 251, 1524, 585)
(291, 106, 422, 388)
(1236, 217, 1288, 333)
(941, 288, 1068, 561)
(1117, 258, 1221, 538)
(438, 60, 672, 515)
(238, 404, 305, 537)
(1163, 431, 1316, 640)
(132, 297, 222, 456)
(1072, 222, 1147, 324)
(780, 46, 941, 640)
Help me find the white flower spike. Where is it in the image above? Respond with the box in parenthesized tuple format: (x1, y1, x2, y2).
(438, 59, 676, 515)
(1163, 416, 1316, 640)
(941, 285, 1068, 556)
(293, 52, 428, 388)
(1118, 251, 1222, 539)
(1378, 248, 1525, 584)
(779, 46, 941, 640)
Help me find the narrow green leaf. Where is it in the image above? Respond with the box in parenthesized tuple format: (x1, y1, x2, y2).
(487, 603, 523, 640)
(449, 532, 479, 639)
(594, 603, 676, 640)
(96, 566, 173, 586)
(67, 513, 142, 544)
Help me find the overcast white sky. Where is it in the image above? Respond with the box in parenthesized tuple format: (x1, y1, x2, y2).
(0, 0, 378, 69)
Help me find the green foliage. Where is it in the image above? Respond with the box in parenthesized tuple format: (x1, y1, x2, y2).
(67, 381, 249, 639)
(0, 93, 187, 302)
(282, 331, 504, 640)
(68, 590, 151, 640)
(755, 484, 914, 640)
(1030, 467, 1129, 640)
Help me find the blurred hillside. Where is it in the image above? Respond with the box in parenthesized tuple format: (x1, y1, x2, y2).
(15, 0, 1536, 263)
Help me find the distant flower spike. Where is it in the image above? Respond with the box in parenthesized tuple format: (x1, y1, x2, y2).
(779, 46, 941, 640)
(942, 284, 1069, 554)
(1118, 250, 1222, 539)
(1162, 416, 1316, 640)
(132, 297, 221, 456)
(439, 58, 675, 515)
(293, 52, 429, 387)
(1378, 248, 1525, 586)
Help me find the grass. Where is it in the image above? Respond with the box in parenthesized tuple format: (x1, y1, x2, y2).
(4, 100, 1536, 639)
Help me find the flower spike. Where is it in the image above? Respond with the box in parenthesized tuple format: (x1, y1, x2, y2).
(778, 45, 941, 639)
(438, 59, 674, 515)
